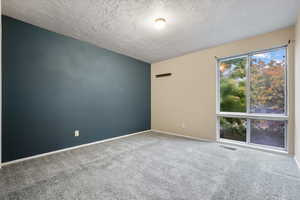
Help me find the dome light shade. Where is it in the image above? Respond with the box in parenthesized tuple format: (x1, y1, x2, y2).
(154, 18, 166, 30)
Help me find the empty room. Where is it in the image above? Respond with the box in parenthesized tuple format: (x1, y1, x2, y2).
(1, 0, 300, 199)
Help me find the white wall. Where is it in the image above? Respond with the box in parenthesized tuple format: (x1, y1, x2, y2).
(152, 27, 295, 154)
(295, 12, 300, 167)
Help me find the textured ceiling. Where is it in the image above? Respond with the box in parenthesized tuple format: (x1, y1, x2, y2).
(3, 0, 300, 63)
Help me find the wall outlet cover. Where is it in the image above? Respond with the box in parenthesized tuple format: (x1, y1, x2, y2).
(75, 130, 80, 137)
(181, 123, 185, 129)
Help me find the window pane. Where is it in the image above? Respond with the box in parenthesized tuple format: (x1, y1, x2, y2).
(250, 120, 285, 148)
(250, 48, 286, 114)
(220, 117, 246, 142)
(220, 57, 246, 112)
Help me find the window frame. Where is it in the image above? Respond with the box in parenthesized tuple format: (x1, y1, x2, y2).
(216, 45, 289, 152)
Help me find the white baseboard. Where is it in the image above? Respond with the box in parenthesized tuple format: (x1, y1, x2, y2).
(1, 130, 151, 168)
(295, 156, 300, 169)
(218, 138, 289, 155)
(2, 129, 296, 168)
(151, 129, 214, 142)
(152, 129, 292, 156)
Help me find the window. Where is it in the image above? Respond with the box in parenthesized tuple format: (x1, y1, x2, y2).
(217, 46, 288, 151)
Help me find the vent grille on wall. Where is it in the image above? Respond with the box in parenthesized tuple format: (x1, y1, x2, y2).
(155, 73, 172, 78)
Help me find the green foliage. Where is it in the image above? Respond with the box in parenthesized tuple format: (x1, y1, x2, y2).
(220, 117, 246, 141)
(220, 79, 246, 112)
(220, 58, 246, 113)
(219, 58, 247, 137)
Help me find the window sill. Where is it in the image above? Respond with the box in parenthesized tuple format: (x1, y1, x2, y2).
(216, 112, 288, 120)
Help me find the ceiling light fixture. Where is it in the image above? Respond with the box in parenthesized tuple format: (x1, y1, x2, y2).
(154, 18, 166, 30)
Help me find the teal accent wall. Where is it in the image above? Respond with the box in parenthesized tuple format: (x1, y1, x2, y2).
(2, 16, 151, 162)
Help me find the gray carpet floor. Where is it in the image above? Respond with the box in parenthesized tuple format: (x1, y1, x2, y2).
(0, 131, 300, 200)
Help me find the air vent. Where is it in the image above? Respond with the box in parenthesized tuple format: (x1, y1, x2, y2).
(219, 145, 237, 151)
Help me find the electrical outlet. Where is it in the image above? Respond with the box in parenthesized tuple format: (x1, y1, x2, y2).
(181, 123, 185, 129)
(75, 130, 80, 137)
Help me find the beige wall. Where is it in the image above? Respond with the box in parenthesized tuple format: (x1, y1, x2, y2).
(295, 13, 300, 164)
(151, 27, 295, 154)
